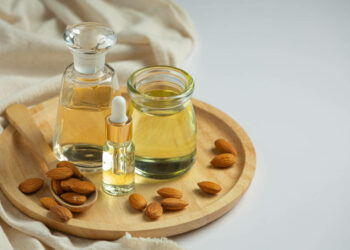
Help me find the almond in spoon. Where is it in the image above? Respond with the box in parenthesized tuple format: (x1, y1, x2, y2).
(52, 180, 63, 195)
(61, 192, 87, 205)
(70, 181, 96, 194)
(61, 178, 80, 192)
(57, 161, 83, 179)
(46, 167, 74, 180)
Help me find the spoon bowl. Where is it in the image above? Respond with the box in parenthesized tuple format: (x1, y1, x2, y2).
(50, 176, 98, 212)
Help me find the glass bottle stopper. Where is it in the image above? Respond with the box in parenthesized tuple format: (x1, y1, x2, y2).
(63, 22, 117, 74)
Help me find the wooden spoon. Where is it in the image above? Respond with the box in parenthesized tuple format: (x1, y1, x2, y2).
(5, 104, 98, 212)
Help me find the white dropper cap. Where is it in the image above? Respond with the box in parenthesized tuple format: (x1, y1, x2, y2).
(110, 96, 128, 123)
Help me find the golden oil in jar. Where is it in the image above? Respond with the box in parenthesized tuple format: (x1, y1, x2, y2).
(127, 66, 196, 179)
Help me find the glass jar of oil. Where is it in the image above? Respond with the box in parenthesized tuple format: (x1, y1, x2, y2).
(127, 66, 196, 179)
(53, 23, 118, 172)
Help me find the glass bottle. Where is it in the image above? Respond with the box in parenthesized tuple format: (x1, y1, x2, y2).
(102, 96, 135, 195)
(127, 65, 196, 179)
(53, 22, 118, 172)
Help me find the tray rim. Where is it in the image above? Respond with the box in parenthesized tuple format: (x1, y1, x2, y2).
(0, 94, 256, 239)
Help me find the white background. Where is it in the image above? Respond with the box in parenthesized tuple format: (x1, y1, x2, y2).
(172, 0, 350, 249)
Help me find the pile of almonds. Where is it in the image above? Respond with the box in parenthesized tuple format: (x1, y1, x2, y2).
(129, 187, 189, 220)
(18, 161, 96, 222)
(47, 161, 95, 205)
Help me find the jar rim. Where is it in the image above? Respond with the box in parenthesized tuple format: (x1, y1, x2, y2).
(127, 65, 194, 102)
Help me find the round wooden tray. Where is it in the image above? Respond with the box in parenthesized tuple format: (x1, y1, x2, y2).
(0, 92, 256, 240)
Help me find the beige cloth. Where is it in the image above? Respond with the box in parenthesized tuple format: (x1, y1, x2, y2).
(0, 0, 197, 249)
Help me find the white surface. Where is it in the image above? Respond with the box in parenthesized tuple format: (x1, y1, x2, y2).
(172, 0, 350, 249)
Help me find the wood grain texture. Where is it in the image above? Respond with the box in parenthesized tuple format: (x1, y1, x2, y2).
(0, 89, 256, 240)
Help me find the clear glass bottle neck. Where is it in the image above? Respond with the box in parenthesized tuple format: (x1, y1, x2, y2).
(73, 52, 106, 74)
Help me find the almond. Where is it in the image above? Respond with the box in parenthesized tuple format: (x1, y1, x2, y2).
(198, 181, 222, 194)
(215, 138, 237, 155)
(157, 187, 183, 199)
(210, 153, 236, 168)
(129, 193, 147, 211)
(70, 181, 96, 194)
(57, 161, 83, 179)
(46, 167, 74, 180)
(161, 198, 188, 211)
(40, 197, 58, 210)
(18, 178, 44, 194)
(52, 180, 63, 195)
(145, 202, 163, 219)
(61, 178, 80, 192)
(50, 205, 72, 222)
(61, 192, 87, 205)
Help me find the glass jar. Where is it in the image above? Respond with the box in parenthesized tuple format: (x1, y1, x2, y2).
(127, 66, 196, 179)
(53, 23, 118, 172)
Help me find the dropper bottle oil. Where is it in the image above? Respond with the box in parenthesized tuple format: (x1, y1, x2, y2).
(102, 96, 135, 196)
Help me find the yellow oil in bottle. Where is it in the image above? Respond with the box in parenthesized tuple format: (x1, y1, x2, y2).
(53, 85, 118, 169)
(55, 22, 118, 172)
(128, 88, 196, 179)
(103, 170, 134, 186)
(102, 141, 135, 195)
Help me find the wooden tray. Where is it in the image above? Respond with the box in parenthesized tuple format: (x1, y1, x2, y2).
(0, 92, 256, 240)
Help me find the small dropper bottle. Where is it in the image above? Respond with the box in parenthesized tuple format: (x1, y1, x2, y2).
(102, 96, 135, 196)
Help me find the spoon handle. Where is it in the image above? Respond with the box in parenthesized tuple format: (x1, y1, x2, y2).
(5, 104, 57, 172)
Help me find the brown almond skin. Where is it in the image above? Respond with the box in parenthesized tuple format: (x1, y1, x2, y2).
(161, 198, 188, 211)
(46, 167, 74, 180)
(52, 180, 63, 195)
(57, 161, 83, 179)
(61, 192, 87, 205)
(145, 202, 163, 219)
(61, 178, 80, 192)
(157, 187, 183, 199)
(40, 197, 58, 210)
(18, 178, 44, 194)
(70, 181, 96, 194)
(198, 181, 222, 194)
(129, 193, 147, 211)
(210, 153, 236, 168)
(215, 138, 237, 155)
(50, 205, 72, 222)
